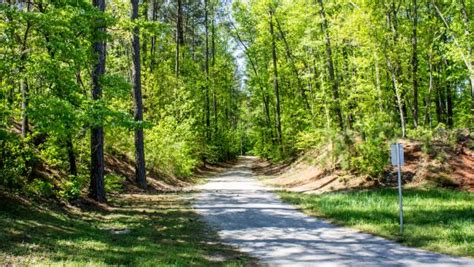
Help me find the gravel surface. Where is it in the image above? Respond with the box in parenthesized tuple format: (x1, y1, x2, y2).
(193, 157, 474, 266)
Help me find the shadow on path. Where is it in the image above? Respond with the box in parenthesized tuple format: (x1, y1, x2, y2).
(193, 156, 474, 266)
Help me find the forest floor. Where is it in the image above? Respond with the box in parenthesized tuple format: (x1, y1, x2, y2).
(0, 160, 257, 266)
(193, 156, 474, 265)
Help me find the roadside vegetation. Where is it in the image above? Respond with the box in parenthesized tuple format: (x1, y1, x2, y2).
(280, 188, 474, 257)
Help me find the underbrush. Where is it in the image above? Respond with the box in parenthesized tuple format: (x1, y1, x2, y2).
(295, 122, 472, 181)
(0, 117, 230, 201)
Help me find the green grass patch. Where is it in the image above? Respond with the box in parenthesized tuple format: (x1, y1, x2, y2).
(279, 188, 474, 257)
(0, 193, 255, 266)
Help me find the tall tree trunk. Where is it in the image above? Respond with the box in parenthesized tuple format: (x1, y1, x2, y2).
(387, 58, 407, 137)
(275, 17, 310, 111)
(385, 2, 406, 137)
(21, 79, 29, 138)
(425, 52, 433, 127)
(435, 63, 444, 124)
(446, 85, 453, 128)
(20, 3, 32, 138)
(90, 0, 107, 202)
(211, 9, 217, 134)
(131, 0, 147, 189)
(318, 0, 343, 131)
(269, 8, 282, 148)
(191, 15, 196, 60)
(204, 0, 210, 141)
(411, 0, 419, 127)
(175, 0, 183, 77)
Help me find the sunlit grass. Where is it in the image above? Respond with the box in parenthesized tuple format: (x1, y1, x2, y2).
(279, 188, 474, 257)
(0, 193, 255, 266)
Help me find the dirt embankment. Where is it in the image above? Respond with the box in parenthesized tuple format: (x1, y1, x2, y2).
(254, 137, 474, 193)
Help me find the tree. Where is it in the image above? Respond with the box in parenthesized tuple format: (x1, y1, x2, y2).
(411, 0, 418, 128)
(317, 0, 343, 131)
(175, 0, 183, 76)
(269, 6, 282, 149)
(90, 0, 107, 202)
(131, 0, 146, 189)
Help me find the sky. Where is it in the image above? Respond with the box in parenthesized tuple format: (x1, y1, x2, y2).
(222, 0, 248, 91)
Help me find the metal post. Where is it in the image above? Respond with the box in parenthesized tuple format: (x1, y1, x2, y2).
(397, 143, 404, 235)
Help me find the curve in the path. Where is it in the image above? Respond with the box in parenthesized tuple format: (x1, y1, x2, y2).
(193, 157, 474, 267)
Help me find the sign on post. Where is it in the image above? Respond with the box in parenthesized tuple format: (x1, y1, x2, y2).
(390, 144, 404, 166)
(390, 143, 404, 235)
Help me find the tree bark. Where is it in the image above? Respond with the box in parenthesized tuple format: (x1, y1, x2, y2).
(211, 7, 217, 134)
(411, 0, 419, 128)
(204, 0, 211, 141)
(269, 8, 282, 148)
(425, 52, 433, 127)
(131, 0, 147, 189)
(90, 0, 107, 202)
(21, 79, 29, 138)
(387, 58, 407, 137)
(318, 0, 343, 131)
(20, 3, 32, 138)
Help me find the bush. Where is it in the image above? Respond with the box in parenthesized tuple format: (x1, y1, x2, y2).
(105, 173, 126, 193)
(295, 114, 393, 178)
(0, 130, 35, 189)
(407, 126, 434, 153)
(26, 178, 54, 198)
(145, 116, 200, 177)
(351, 139, 388, 178)
(59, 174, 87, 200)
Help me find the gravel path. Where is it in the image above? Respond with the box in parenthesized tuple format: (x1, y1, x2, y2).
(193, 157, 474, 266)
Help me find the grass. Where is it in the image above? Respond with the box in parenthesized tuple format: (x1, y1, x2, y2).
(0, 192, 255, 266)
(279, 188, 474, 257)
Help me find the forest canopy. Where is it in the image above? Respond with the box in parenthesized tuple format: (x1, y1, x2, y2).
(0, 0, 472, 201)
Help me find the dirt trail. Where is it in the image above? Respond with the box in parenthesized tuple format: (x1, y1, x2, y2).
(193, 156, 474, 266)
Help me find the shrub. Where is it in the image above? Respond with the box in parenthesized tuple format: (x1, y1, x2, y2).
(59, 174, 87, 200)
(0, 130, 35, 189)
(351, 139, 388, 178)
(105, 174, 126, 193)
(26, 178, 54, 198)
(145, 116, 200, 177)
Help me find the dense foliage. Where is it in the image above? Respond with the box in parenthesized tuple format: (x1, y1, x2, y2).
(0, 0, 472, 199)
(0, 0, 244, 200)
(233, 0, 473, 175)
